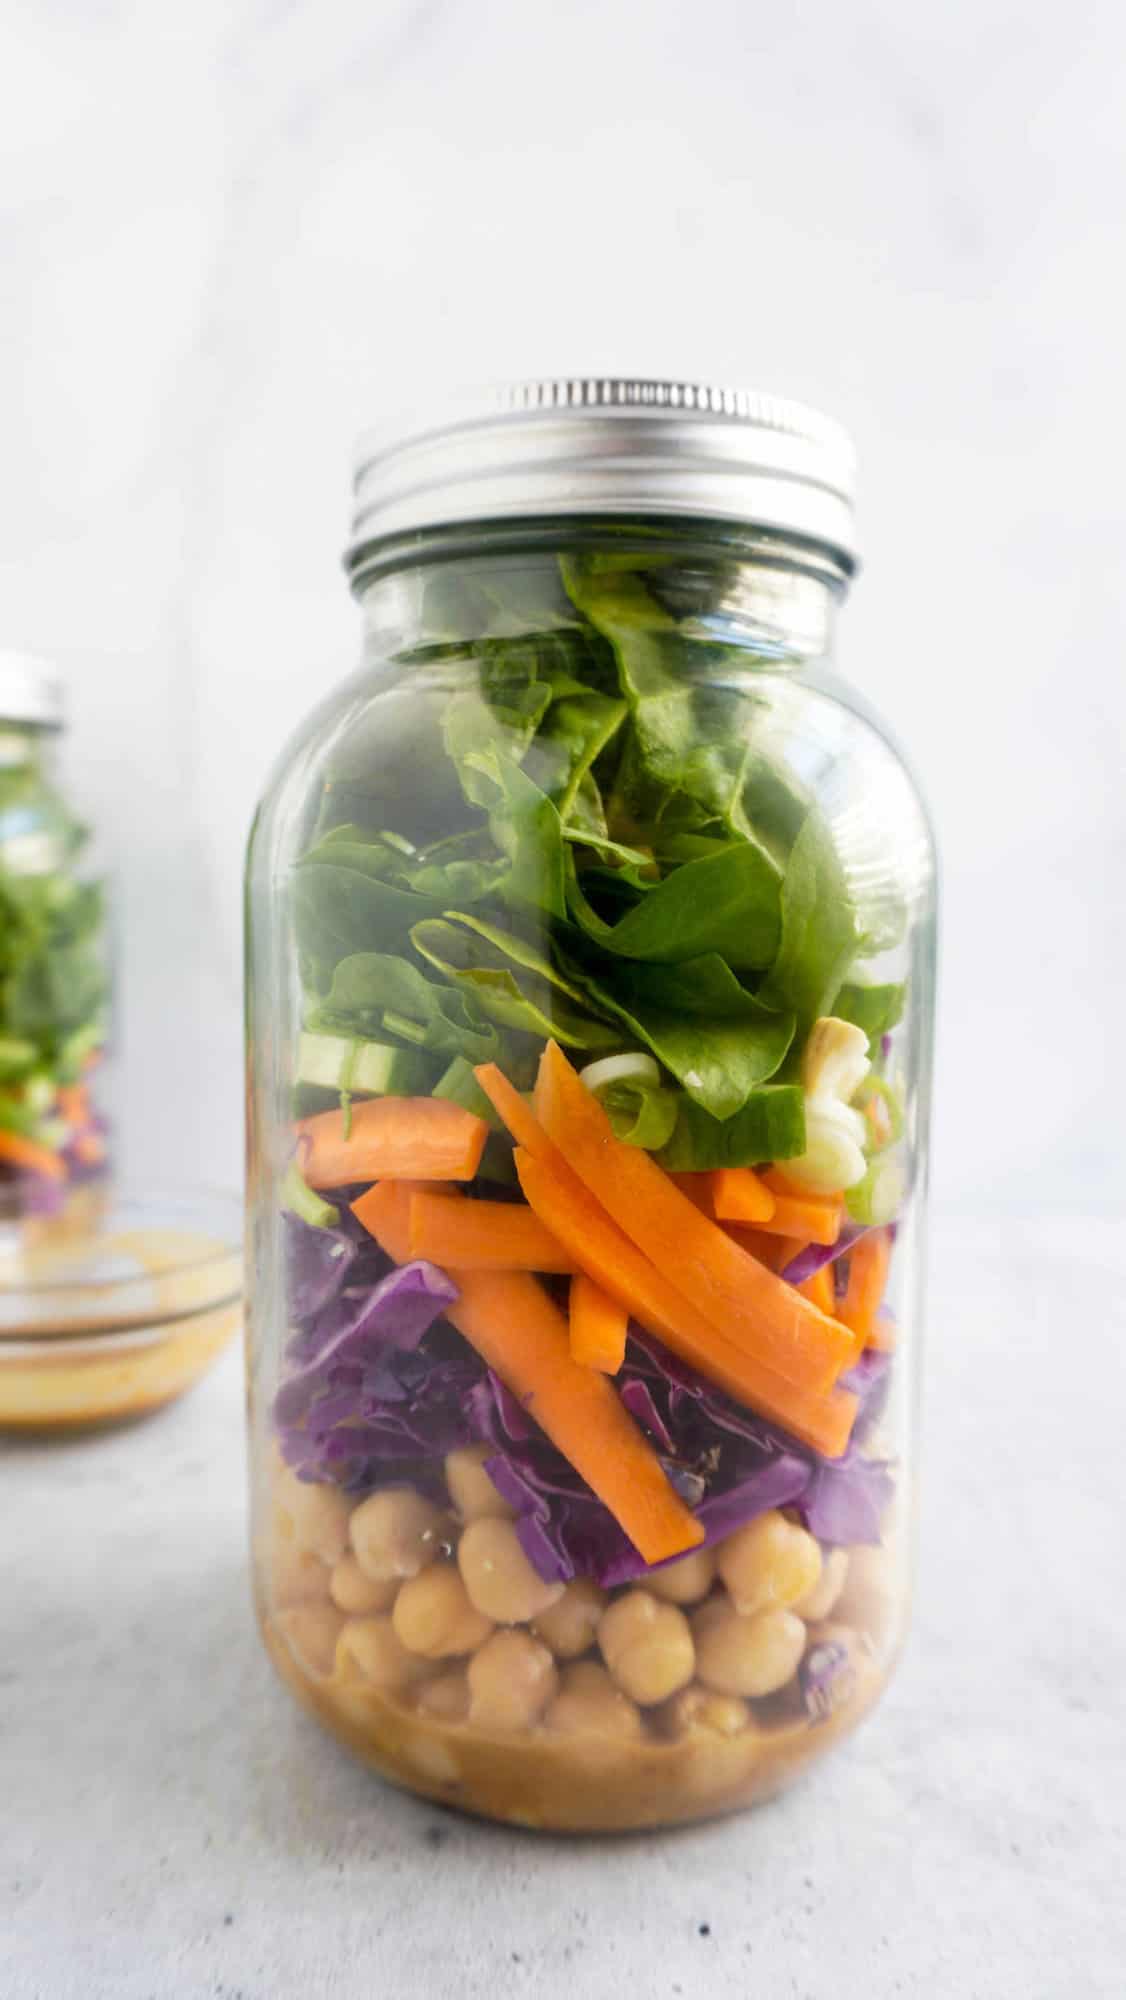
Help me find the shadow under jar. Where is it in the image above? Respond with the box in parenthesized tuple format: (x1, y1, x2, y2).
(245, 382, 936, 1832)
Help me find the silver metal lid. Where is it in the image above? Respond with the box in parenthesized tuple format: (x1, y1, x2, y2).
(350, 379, 857, 571)
(0, 651, 64, 730)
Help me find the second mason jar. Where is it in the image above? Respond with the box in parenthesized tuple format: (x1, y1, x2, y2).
(245, 383, 936, 1831)
(0, 655, 110, 1239)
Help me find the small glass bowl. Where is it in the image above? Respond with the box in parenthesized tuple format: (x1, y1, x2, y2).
(0, 1189, 242, 1430)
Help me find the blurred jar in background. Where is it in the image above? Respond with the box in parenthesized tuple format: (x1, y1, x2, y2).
(0, 653, 110, 1243)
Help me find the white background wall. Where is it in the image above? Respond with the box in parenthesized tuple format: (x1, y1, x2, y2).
(1, 0, 1121, 1214)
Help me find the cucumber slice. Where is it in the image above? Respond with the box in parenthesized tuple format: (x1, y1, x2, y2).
(296, 1031, 430, 1097)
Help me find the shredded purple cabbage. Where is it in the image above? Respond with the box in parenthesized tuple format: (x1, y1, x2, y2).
(781, 1225, 869, 1287)
(273, 1226, 896, 1584)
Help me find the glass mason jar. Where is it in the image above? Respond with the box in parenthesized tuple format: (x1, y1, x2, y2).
(0, 655, 111, 1242)
(245, 384, 936, 1832)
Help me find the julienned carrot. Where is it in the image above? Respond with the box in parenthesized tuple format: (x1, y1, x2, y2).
(514, 1149, 857, 1460)
(57, 1085, 90, 1129)
(471, 1066, 548, 1159)
(866, 1309, 899, 1354)
(351, 1178, 448, 1262)
(722, 1226, 810, 1275)
(352, 1179, 704, 1567)
(297, 1096, 487, 1190)
(709, 1168, 777, 1225)
(838, 1229, 892, 1348)
(667, 1173, 716, 1215)
(532, 1043, 854, 1395)
(754, 1170, 843, 1247)
(799, 1265, 836, 1316)
(0, 1129, 66, 1181)
(569, 1271, 628, 1373)
(408, 1190, 574, 1273)
(476, 1060, 856, 1449)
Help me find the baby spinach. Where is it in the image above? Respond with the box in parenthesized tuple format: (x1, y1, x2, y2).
(567, 838, 780, 970)
(836, 980, 906, 1052)
(289, 540, 905, 1174)
(310, 952, 498, 1062)
(563, 949, 795, 1120)
(411, 914, 619, 1051)
(460, 746, 567, 919)
(757, 808, 860, 1029)
(292, 863, 447, 965)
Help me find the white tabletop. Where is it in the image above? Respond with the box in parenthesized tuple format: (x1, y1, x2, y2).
(4, 1217, 1122, 2000)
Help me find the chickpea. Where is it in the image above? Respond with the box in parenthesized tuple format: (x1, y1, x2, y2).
(277, 1473, 351, 1566)
(444, 1445, 516, 1522)
(276, 1602, 345, 1678)
(392, 1563, 495, 1659)
(414, 1670, 471, 1723)
(656, 1683, 752, 1741)
(646, 1547, 717, 1606)
(271, 1542, 332, 1609)
(837, 1545, 894, 1642)
(532, 1578, 607, 1659)
(597, 1589, 695, 1706)
(544, 1661, 643, 1741)
(349, 1488, 449, 1584)
(793, 1547, 849, 1622)
(335, 1615, 434, 1692)
(716, 1511, 822, 1616)
(798, 1620, 868, 1721)
(467, 1630, 559, 1731)
(457, 1519, 564, 1625)
(329, 1554, 398, 1616)
(692, 1599, 806, 1698)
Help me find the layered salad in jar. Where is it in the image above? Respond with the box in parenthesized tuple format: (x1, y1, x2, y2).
(259, 548, 912, 1829)
(0, 741, 108, 1236)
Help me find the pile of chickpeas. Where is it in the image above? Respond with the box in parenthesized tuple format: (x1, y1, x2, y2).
(268, 1443, 887, 1745)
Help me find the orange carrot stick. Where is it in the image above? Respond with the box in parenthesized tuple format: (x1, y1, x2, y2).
(754, 1171, 843, 1247)
(471, 1066, 549, 1159)
(709, 1168, 777, 1224)
(532, 1043, 854, 1394)
(799, 1264, 836, 1316)
(57, 1085, 90, 1129)
(408, 1191, 574, 1273)
(569, 1271, 628, 1373)
(352, 1180, 704, 1566)
(297, 1097, 487, 1190)
(667, 1172, 716, 1215)
(514, 1149, 857, 1460)
(0, 1129, 66, 1181)
(722, 1226, 811, 1275)
(838, 1230, 892, 1348)
(477, 1059, 856, 1452)
(865, 1310, 899, 1354)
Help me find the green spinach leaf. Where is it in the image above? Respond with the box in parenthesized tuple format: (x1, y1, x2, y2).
(310, 952, 498, 1062)
(835, 980, 906, 1052)
(411, 914, 620, 1051)
(562, 949, 795, 1119)
(566, 839, 780, 969)
(757, 808, 860, 1029)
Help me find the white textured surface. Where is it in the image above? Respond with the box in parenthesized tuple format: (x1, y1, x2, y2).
(0, 0, 1123, 1217)
(4, 1219, 1123, 1999)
